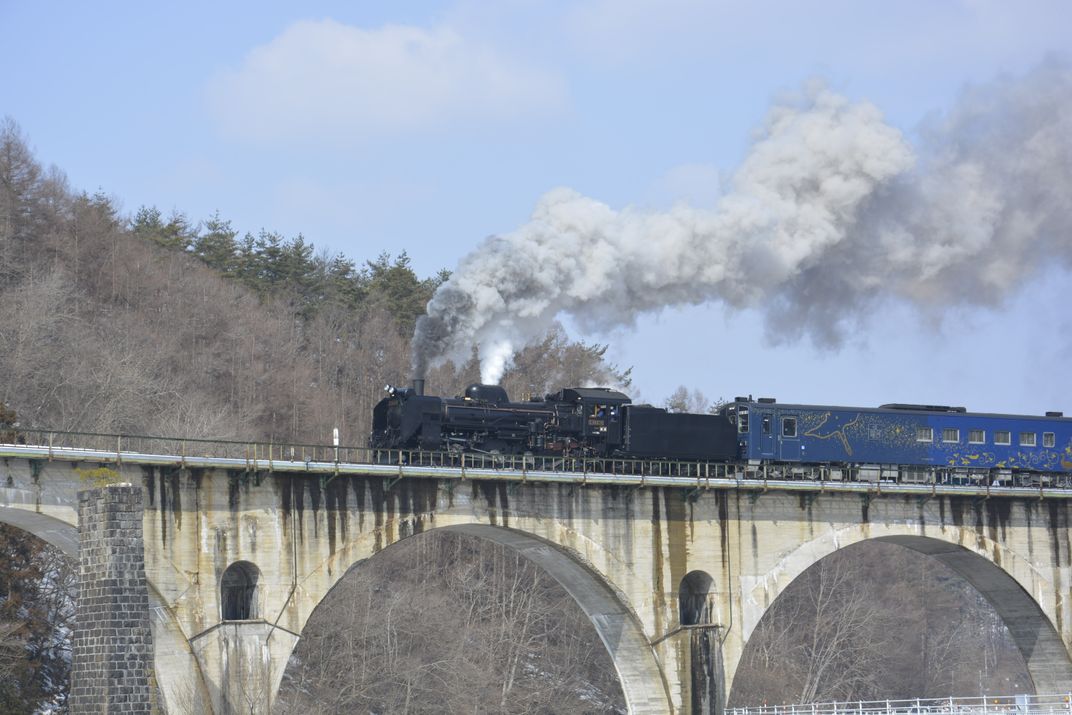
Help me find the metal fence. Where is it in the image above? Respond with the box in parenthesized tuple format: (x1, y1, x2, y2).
(3, 428, 1072, 492)
(730, 694, 1072, 715)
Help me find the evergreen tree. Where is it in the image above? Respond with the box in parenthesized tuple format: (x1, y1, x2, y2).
(131, 205, 163, 239)
(320, 253, 364, 310)
(363, 251, 445, 334)
(192, 211, 238, 272)
(131, 206, 194, 251)
(233, 232, 259, 287)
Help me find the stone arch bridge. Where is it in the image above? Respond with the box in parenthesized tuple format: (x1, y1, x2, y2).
(1, 440, 1071, 714)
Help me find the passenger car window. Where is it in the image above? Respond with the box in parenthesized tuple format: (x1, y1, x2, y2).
(994, 431, 1011, 445)
(1044, 432, 1056, 448)
(762, 415, 771, 435)
(1020, 432, 1036, 447)
(782, 417, 797, 438)
(968, 429, 985, 444)
(942, 428, 959, 443)
(916, 427, 933, 442)
(738, 408, 749, 434)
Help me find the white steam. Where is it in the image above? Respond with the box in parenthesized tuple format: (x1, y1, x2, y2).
(413, 63, 1072, 384)
(481, 339, 514, 384)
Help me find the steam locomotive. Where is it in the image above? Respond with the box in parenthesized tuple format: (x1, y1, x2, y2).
(370, 381, 1072, 475)
(370, 380, 737, 460)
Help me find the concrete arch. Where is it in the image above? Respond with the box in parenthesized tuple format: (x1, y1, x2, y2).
(0, 506, 78, 557)
(0, 505, 211, 714)
(279, 522, 673, 715)
(735, 524, 1072, 696)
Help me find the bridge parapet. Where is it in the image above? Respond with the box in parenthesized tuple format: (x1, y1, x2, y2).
(4, 431, 1072, 499)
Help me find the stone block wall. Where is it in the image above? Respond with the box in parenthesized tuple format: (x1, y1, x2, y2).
(70, 484, 154, 713)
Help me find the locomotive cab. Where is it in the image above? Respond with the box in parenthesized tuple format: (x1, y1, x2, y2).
(548, 387, 631, 453)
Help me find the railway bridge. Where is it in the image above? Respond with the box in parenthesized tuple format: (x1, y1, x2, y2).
(1, 432, 1071, 714)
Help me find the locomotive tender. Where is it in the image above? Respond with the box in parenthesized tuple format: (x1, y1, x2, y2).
(370, 382, 1072, 475)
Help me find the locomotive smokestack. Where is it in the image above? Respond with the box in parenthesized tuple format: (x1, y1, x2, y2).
(412, 378, 425, 396)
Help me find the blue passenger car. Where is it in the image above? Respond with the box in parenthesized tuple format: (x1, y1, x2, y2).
(720, 398, 1072, 474)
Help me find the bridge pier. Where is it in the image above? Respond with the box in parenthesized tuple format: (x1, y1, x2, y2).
(188, 621, 296, 714)
(690, 626, 724, 714)
(70, 484, 154, 714)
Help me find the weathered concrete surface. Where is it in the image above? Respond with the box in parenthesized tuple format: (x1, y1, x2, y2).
(3, 455, 1072, 714)
(140, 469, 674, 714)
(723, 493, 1072, 699)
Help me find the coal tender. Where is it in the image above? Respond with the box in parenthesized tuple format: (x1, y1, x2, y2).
(370, 381, 738, 461)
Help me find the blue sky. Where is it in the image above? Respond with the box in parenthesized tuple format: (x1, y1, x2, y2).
(2, 1, 1070, 413)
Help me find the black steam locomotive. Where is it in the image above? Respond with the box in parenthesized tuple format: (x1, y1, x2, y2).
(370, 380, 738, 461)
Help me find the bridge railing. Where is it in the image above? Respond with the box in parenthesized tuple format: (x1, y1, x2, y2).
(4, 428, 1072, 491)
(3, 429, 374, 465)
(3, 428, 755, 478)
(729, 694, 1072, 715)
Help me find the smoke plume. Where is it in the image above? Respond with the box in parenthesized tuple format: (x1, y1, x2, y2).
(413, 62, 1072, 384)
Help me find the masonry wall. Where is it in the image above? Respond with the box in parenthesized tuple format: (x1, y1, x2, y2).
(70, 484, 154, 714)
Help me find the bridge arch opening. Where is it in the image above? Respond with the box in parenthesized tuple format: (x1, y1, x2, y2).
(276, 524, 668, 713)
(220, 560, 261, 620)
(727, 536, 1067, 707)
(680, 569, 715, 626)
(0, 516, 77, 713)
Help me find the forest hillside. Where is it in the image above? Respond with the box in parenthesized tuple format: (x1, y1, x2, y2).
(1, 117, 628, 445)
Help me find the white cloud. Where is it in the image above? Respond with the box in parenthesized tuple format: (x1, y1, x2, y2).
(206, 19, 567, 143)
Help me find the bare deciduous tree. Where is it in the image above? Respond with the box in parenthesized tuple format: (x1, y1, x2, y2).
(0, 622, 23, 680)
(730, 542, 1032, 707)
(275, 532, 626, 714)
